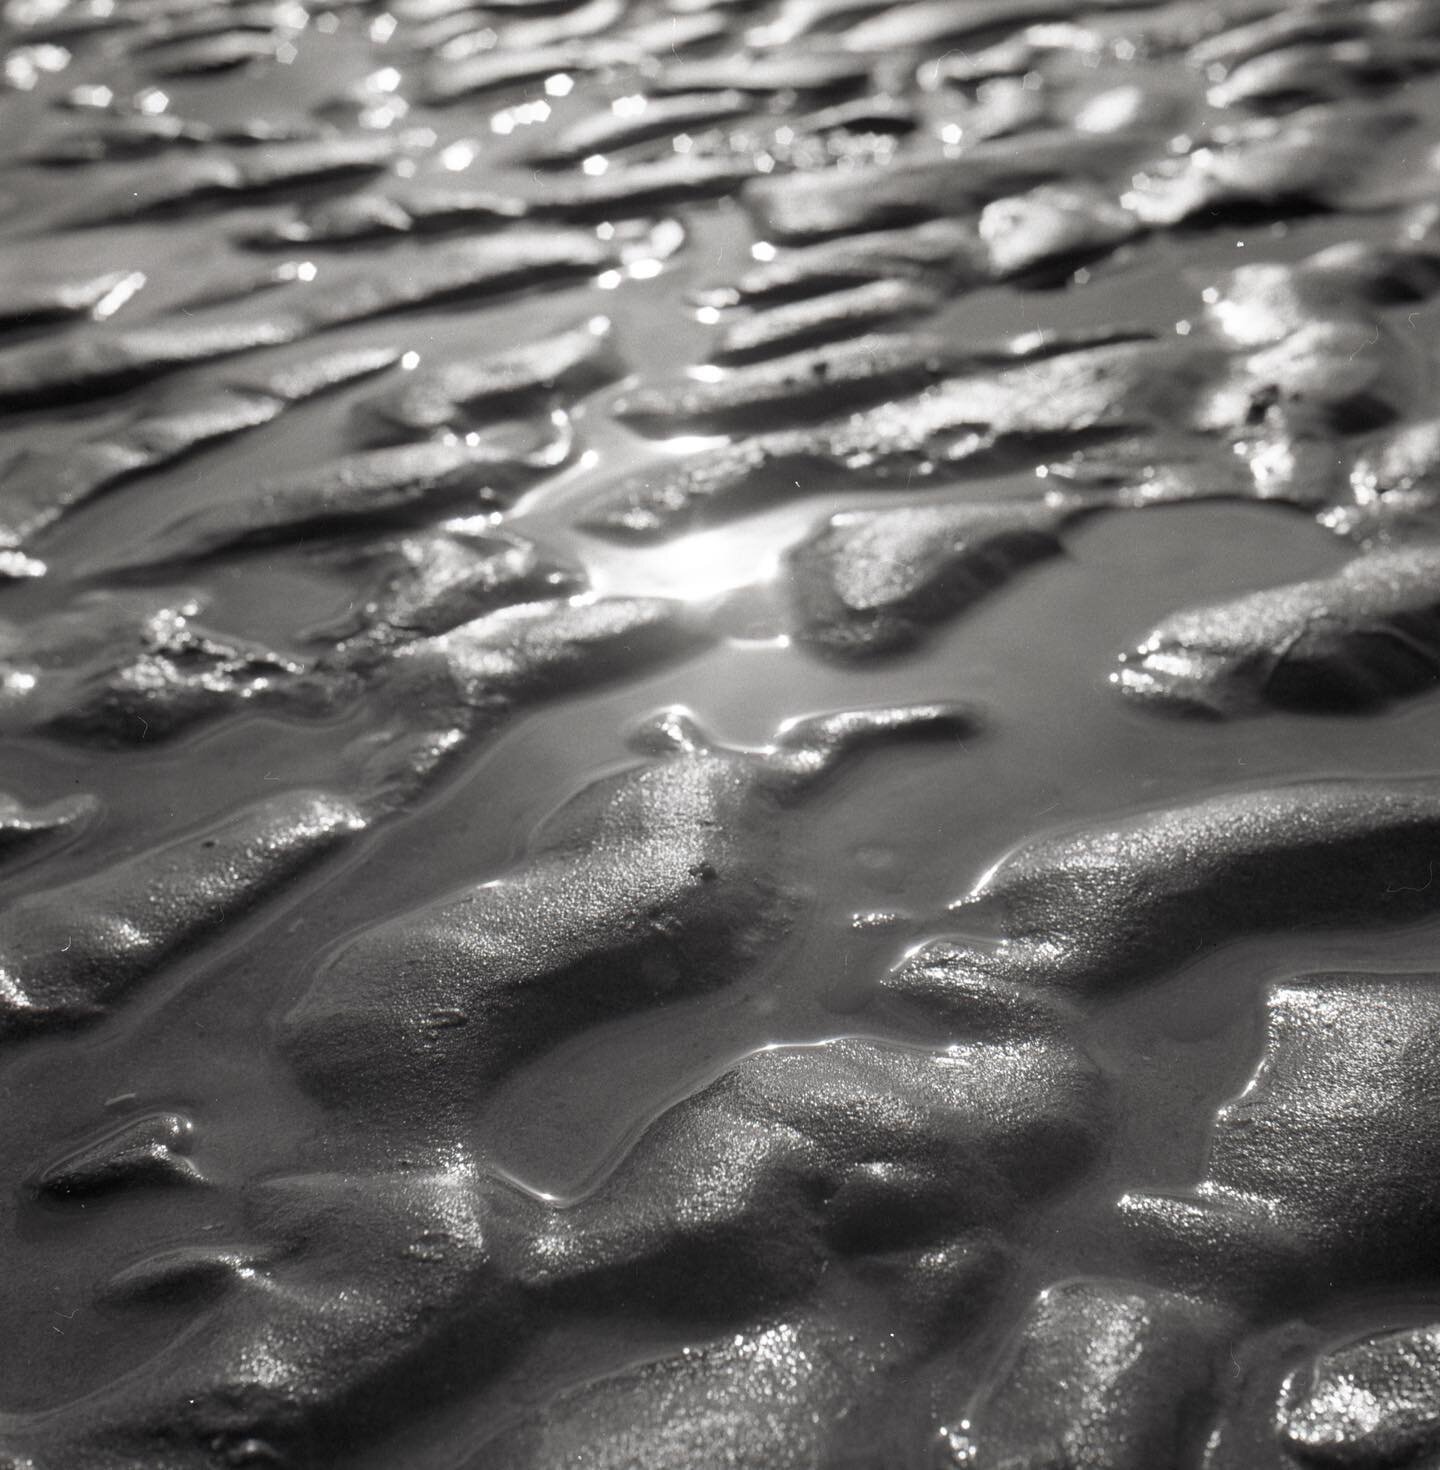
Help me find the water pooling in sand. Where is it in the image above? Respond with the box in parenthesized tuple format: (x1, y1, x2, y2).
(9, 0, 1440, 1464)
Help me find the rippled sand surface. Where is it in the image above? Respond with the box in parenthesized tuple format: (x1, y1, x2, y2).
(8, 0, 1440, 1464)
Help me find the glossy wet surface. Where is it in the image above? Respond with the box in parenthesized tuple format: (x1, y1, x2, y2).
(7, 0, 1440, 1464)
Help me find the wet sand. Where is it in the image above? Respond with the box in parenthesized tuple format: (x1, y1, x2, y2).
(6, 0, 1440, 1464)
